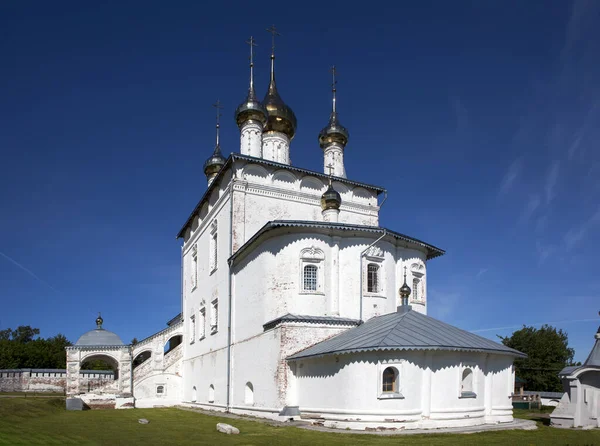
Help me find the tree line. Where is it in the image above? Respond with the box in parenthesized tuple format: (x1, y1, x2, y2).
(0, 326, 71, 369)
(500, 324, 581, 392)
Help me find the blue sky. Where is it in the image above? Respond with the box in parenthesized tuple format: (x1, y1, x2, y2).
(0, 1, 598, 362)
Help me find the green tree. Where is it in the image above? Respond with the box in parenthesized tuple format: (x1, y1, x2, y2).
(0, 326, 72, 369)
(500, 324, 575, 392)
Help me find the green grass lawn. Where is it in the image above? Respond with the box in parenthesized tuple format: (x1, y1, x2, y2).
(0, 398, 598, 445)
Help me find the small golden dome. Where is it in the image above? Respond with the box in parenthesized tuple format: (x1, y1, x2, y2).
(321, 183, 341, 211)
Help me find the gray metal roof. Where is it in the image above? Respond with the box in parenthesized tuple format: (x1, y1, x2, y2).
(176, 154, 386, 239)
(229, 221, 445, 266)
(522, 391, 564, 399)
(287, 306, 526, 360)
(263, 313, 360, 331)
(75, 328, 124, 346)
(583, 331, 600, 367)
(558, 329, 600, 376)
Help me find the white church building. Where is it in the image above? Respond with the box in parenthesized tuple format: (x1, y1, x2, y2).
(67, 31, 525, 430)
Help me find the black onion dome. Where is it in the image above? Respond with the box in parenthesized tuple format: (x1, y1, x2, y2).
(204, 145, 226, 177)
(235, 88, 267, 128)
(319, 112, 349, 148)
(263, 78, 297, 139)
(321, 183, 342, 211)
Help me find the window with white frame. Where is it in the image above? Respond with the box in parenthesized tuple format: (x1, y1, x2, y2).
(378, 363, 403, 399)
(363, 246, 384, 295)
(460, 367, 476, 398)
(410, 262, 425, 302)
(189, 315, 195, 344)
(382, 367, 397, 393)
(299, 246, 325, 294)
(156, 384, 165, 396)
(367, 263, 380, 293)
(199, 307, 206, 339)
(412, 278, 420, 300)
(209, 220, 218, 273)
(210, 300, 218, 334)
(190, 245, 198, 290)
(303, 264, 318, 291)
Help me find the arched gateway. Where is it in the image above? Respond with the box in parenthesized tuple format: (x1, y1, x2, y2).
(65, 314, 134, 409)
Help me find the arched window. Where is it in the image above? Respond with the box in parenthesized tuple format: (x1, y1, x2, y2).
(245, 382, 254, 405)
(192, 386, 197, 402)
(303, 265, 318, 291)
(460, 367, 476, 398)
(382, 367, 397, 393)
(367, 264, 379, 293)
(208, 384, 215, 403)
(156, 385, 164, 395)
(462, 368, 473, 392)
(299, 246, 324, 294)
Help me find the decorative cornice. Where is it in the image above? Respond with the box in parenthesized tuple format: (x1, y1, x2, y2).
(263, 313, 360, 331)
(176, 154, 386, 239)
(242, 182, 379, 216)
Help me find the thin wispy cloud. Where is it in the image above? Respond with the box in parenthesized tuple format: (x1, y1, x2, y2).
(475, 268, 489, 279)
(0, 251, 61, 294)
(544, 161, 560, 204)
(520, 194, 541, 224)
(564, 207, 600, 251)
(536, 241, 556, 264)
(471, 317, 599, 334)
(498, 157, 523, 196)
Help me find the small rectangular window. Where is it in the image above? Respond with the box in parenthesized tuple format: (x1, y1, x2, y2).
(189, 315, 196, 343)
(413, 278, 419, 300)
(303, 264, 318, 291)
(199, 308, 206, 339)
(209, 233, 217, 272)
(367, 264, 379, 293)
(191, 254, 198, 290)
(210, 300, 218, 334)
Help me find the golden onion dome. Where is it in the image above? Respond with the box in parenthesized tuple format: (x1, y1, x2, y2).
(321, 183, 341, 211)
(399, 281, 412, 299)
(262, 65, 297, 139)
(319, 112, 349, 148)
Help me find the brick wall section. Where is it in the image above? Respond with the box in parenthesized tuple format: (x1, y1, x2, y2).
(0, 369, 115, 393)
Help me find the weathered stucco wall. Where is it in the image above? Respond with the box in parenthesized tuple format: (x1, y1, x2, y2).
(0, 369, 115, 393)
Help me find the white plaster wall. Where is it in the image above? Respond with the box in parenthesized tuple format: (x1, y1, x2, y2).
(232, 232, 429, 335)
(182, 348, 228, 408)
(294, 350, 515, 430)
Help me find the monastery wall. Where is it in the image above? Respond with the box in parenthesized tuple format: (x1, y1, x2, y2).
(0, 369, 114, 393)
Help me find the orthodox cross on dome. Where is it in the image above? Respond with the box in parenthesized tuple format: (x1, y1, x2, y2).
(266, 24, 280, 56)
(245, 36, 257, 91)
(212, 99, 224, 148)
(330, 65, 337, 114)
(266, 25, 280, 80)
(326, 163, 335, 184)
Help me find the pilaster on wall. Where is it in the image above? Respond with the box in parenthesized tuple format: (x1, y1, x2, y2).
(231, 181, 248, 253)
(329, 236, 340, 315)
(66, 350, 81, 396)
(421, 351, 432, 419)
